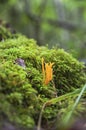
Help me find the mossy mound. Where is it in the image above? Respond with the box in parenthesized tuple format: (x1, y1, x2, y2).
(0, 35, 86, 129)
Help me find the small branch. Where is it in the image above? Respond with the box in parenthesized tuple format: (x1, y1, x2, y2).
(46, 19, 78, 31)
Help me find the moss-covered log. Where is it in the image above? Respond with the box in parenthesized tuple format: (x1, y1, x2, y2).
(0, 26, 86, 129)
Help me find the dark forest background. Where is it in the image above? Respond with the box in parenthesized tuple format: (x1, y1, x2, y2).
(0, 0, 86, 61)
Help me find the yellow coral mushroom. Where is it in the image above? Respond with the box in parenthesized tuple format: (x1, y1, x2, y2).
(42, 58, 54, 85)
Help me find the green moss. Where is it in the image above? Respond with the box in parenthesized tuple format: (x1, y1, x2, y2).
(0, 35, 86, 128)
(0, 25, 18, 41)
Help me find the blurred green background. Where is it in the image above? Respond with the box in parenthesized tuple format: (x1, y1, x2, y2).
(0, 0, 86, 60)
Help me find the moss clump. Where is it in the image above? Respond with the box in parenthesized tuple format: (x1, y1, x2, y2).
(0, 35, 86, 129)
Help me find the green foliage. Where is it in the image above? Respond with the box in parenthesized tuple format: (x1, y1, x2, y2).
(0, 0, 86, 59)
(0, 34, 86, 129)
(37, 85, 86, 130)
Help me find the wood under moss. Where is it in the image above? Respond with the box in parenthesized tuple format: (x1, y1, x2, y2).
(0, 26, 86, 129)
